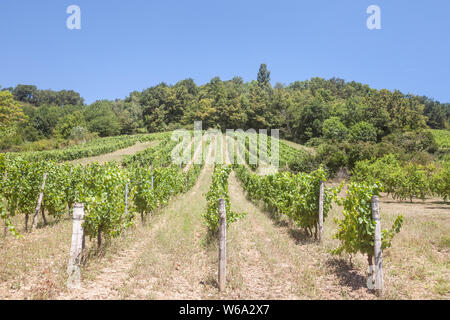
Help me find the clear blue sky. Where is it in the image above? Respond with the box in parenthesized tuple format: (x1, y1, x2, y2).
(1, 0, 449, 104)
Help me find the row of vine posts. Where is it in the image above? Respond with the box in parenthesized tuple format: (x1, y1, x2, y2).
(66, 178, 153, 290)
(63, 177, 383, 296)
(217, 179, 383, 297)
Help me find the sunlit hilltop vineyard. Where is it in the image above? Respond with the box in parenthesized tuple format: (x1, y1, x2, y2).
(0, 74, 449, 300)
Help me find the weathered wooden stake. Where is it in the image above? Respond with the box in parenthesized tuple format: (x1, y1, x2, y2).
(318, 180, 324, 243)
(151, 175, 154, 189)
(41, 206, 47, 226)
(125, 183, 129, 216)
(3, 173, 8, 236)
(218, 198, 226, 291)
(31, 173, 47, 231)
(67, 203, 85, 289)
(3, 219, 7, 237)
(372, 195, 383, 297)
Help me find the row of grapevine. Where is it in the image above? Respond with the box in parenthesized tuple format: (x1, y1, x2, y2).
(0, 134, 202, 246)
(234, 164, 341, 238)
(232, 131, 314, 173)
(232, 132, 259, 171)
(203, 165, 245, 234)
(5, 132, 169, 163)
(122, 134, 180, 168)
(332, 182, 404, 267)
(352, 154, 450, 202)
(234, 160, 405, 276)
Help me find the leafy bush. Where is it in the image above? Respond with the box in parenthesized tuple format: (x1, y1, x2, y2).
(351, 155, 440, 202)
(322, 117, 348, 142)
(287, 151, 320, 173)
(348, 121, 377, 143)
(383, 130, 439, 154)
(316, 143, 348, 176)
(332, 182, 404, 265)
(430, 162, 450, 202)
(305, 137, 326, 148)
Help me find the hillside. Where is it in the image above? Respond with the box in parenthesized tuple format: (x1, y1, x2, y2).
(0, 131, 448, 300)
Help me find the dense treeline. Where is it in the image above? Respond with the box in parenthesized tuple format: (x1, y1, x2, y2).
(1, 64, 449, 157)
(1, 84, 84, 107)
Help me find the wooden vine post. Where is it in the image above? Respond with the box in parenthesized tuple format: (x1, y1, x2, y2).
(218, 198, 226, 291)
(31, 172, 47, 231)
(125, 183, 129, 216)
(371, 195, 384, 297)
(2, 172, 9, 236)
(67, 203, 85, 289)
(318, 180, 324, 243)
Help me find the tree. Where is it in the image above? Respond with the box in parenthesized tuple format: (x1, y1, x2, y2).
(31, 105, 64, 137)
(292, 96, 331, 143)
(257, 63, 271, 87)
(84, 101, 121, 137)
(12, 85, 38, 104)
(0, 90, 26, 131)
(247, 81, 272, 129)
(322, 117, 348, 142)
(349, 121, 377, 143)
(54, 111, 86, 139)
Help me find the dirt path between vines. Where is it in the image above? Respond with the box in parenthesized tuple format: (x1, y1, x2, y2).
(2, 135, 447, 300)
(57, 140, 215, 300)
(109, 134, 374, 299)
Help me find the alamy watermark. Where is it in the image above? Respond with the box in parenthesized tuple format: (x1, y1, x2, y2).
(65, 5, 381, 31)
(171, 121, 280, 169)
(66, 5, 81, 30)
(366, 5, 381, 30)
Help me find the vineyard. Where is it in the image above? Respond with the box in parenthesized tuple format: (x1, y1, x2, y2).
(0, 131, 448, 300)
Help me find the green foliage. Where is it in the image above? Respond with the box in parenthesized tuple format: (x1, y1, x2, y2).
(204, 165, 245, 234)
(288, 167, 341, 231)
(351, 155, 440, 202)
(235, 164, 340, 237)
(383, 130, 438, 154)
(2, 158, 46, 219)
(54, 112, 86, 139)
(81, 163, 132, 242)
(348, 121, 377, 143)
(12, 84, 83, 106)
(322, 117, 348, 142)
(287, 151, 320, 173)
(0, 90, 26, 132)
(84, 101, 122, 137)
(430, 162, 450, 202)
(0, 134, 202, 240)
(429, 129, 450, 161)
(131, 165, 189, 221)
(316, 143, 348, 176)
(42, 163, 69, 219)
(429, 129, 450, 149)
(257, 63, 271, 86)
(0, 154, 19, 237)
(393, 163, 429, 202)
(332, 182, 404, 263)
(7, 133, 164, 162)
(4, 75, 449, 153)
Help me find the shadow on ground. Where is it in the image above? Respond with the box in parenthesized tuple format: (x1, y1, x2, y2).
(325, 257, 369, 292)
(288, 228, 317, 245)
